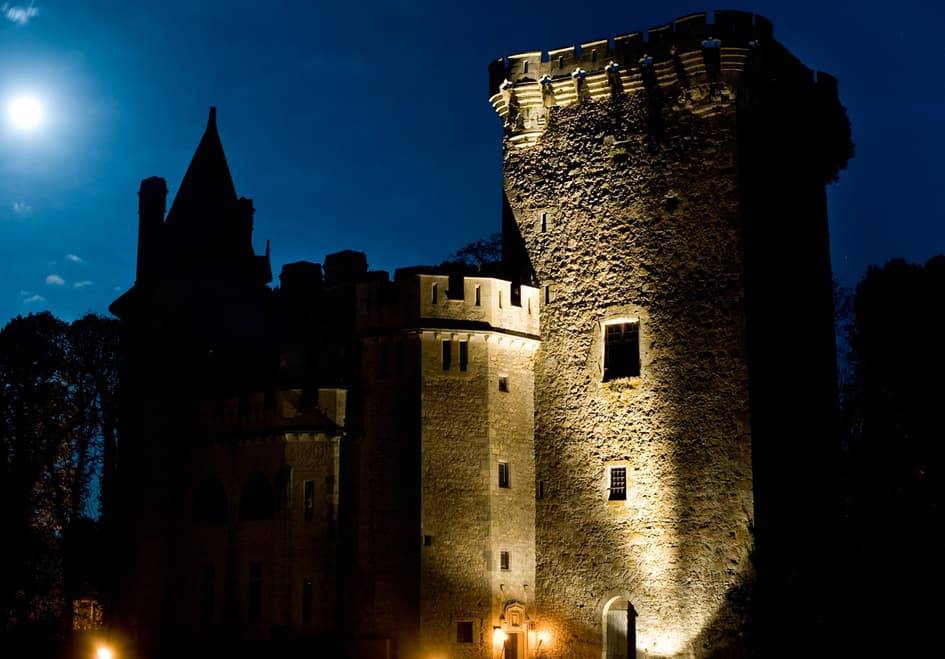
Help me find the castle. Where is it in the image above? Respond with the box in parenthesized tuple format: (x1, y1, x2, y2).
(110, 10, 851, 659)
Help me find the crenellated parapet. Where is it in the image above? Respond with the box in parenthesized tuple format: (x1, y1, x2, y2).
(488, 10, 844, 151)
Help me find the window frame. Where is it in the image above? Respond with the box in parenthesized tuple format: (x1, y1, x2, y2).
(601, 318, 641, 382)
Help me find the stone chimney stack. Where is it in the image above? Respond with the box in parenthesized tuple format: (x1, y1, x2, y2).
(136, 176, 167, 282)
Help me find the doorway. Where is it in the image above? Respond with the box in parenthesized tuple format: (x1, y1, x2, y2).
(504, 631, 523, 659)
(603, 596, 636, 659)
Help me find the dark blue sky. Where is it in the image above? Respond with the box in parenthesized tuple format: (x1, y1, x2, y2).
(0, 1, 941, 322)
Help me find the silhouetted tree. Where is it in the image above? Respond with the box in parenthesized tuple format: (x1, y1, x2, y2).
(446, 232, 502, 270)
(0, 312, 119, 646)
(839, 257, 945, 653)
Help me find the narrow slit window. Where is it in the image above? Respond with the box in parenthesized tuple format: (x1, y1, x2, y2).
(432, 282, 438, 304)
(544, 285, 551, 304)
(537, 480, 545, 499)
(459, 341, 468, 372)
(500, 551, 511, 570)
(540, 212, 547, 232)
(603, 322, 641, 381)
(302, 579, 313, 624)
(303, 480, 314, 521)
(442, 340, 452, 371)
(475, 284, 481, 306)
(498, 461, 510, 488)
(609, 466, 627, 501)
(522, 60, 529, 74)
(498, 375, 509, 392)
(498, 291, 503, 309)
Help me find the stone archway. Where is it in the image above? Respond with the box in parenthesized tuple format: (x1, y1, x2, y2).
(602, 596, 636, 659)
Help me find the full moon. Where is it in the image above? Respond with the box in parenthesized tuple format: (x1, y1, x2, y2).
(7, 95, 44, 131)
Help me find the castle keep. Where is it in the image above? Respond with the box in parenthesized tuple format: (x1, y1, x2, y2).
(111, 10, 850, 659)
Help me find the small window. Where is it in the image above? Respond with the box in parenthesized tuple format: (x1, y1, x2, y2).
(378, 343, 389, 377)
(498, 461, 510, 488)
(609, 466, 627, 501)
(527, 298, 532, 315)
(248, 562, 262, 624)
(423, 534, 433, 546)
(475, 285, 481, 306)
(500, 551, 511, 571)
(537, 480, 544, 499)
(557, 55, 564, 69)
(603, 322, 641, 381)
(522, 60, 529, 74)
(303, 480, 314, 521)
(540, 212, 547, 232)
(442, 340, 452, 371)
(544, 285, 551, 304)
(302, 579, 313, 624)
(457, 621, 474, 643)
(459, 341, 468, 371)
(498, 375, 509, 392)
(498, 291, 503, 309)
(432, 282, 438, 304)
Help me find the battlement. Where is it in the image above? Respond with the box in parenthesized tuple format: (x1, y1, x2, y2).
(355, 272, 540, 339)
(488, 10, 843, 149)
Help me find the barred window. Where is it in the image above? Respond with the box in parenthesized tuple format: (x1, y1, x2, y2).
(603, 322, 640, 381)
(609, 466, 627, 501)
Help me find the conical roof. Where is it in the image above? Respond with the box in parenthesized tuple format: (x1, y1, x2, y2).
(165, 107, 237, 226)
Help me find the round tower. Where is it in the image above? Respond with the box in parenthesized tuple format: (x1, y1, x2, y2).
(491, 10, 851, 657)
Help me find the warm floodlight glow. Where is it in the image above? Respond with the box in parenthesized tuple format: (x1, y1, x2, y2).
(7, 95, 44, 131)
(95, 646, 113, 659)
(537, 630, 552, 645)
(492, 627, 507, 646)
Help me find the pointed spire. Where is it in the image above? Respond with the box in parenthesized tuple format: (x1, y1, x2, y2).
(164, 106, 237, 226)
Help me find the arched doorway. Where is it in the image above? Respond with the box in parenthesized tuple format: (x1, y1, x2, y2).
(602, 596, 636, 659)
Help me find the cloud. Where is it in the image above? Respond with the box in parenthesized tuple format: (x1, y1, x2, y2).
(12, 201, 31, 216)
(22, 294, 45, 304)
(2, 3, 39, 25)
(65, 253, 84, 263)
(73, 280, 94, 288)
(45, 274, 64, 285)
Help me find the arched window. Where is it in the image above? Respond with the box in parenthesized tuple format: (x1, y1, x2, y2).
(239, 472, 275, 521)
(603, 596, 637, 659)
(193, 478, 228, 525)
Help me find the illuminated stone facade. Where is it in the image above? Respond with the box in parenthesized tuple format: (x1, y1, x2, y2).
(111, 9, 850, 659)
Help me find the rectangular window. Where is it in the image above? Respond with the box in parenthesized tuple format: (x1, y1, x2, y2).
(304, 480, 314, 521)
(498, 375, 509, 392)
(442, 340, 452, 371)
(537, 480, 544, 500)
(302, 579, 313, 624)
(498, 291, 503, 309)
(201, 565, 214, 626)
(457, 621, 474, 643)
(540, 212, 548, 232)
(248, 562, 262, 624)
(423, 534, 433, 546)
(475, 285, 481, 306)
(432, 282, 438, 304)
(500, 551, 510, 571)
(379, 343, 389, 377)
(498, 461, 510, 488)
(603, 322, 641, 381)
(609, 466, 627, 501)
(459, 341, 468, 371)
(544, 285, 551, 304)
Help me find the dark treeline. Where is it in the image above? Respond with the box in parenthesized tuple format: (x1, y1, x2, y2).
(836, 256, 945, 654)
(0, 312, 119, 652)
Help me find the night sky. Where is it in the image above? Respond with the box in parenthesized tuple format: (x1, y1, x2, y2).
(0, 1, 941, 323)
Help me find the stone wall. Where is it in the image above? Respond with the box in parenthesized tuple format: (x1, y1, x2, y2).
(503, 90, 754, 657)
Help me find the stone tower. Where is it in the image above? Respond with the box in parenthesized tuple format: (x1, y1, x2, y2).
(490, 10, 851, 658)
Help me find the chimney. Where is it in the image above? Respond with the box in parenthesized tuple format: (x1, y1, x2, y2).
(137, 176, 167, 282)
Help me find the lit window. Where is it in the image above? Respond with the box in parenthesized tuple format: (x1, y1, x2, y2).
(500, 551, 511, 570)
(498, 375, 509, 392)
(72, 598, 103, 631)
(609, 466, 627, 501)
(459, 341, 468, 371)
(603, 321, 641, 381)
(457, 621, 474, 643)
(442, 341, 452, 371)
(498, 461, 511, 488)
